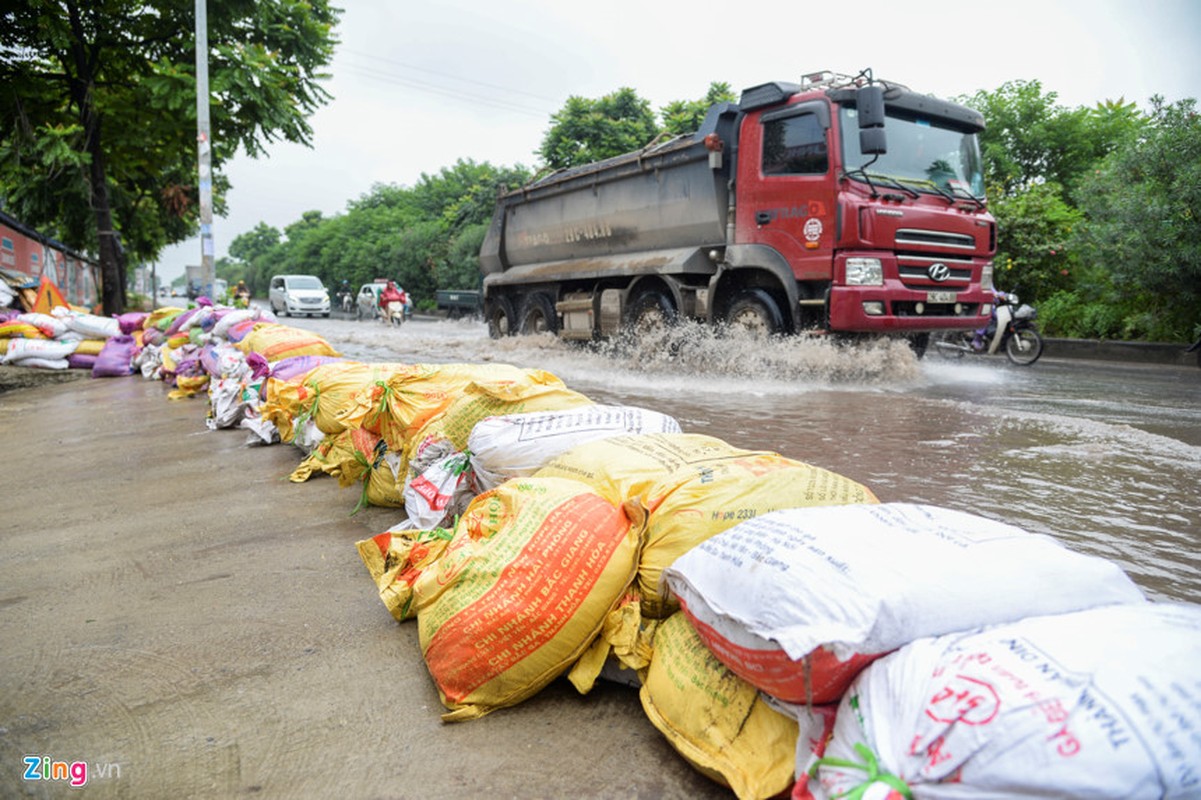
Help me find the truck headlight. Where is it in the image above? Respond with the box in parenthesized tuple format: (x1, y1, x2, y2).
(981, 262, 995, 292)
(845, 257, 883, 286)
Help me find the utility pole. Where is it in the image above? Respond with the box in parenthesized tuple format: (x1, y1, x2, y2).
(195, 0, 215, 300)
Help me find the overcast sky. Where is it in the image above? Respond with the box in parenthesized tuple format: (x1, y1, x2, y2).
(155, 0, 1201, 282)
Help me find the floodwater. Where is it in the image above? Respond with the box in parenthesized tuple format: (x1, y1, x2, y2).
(289, 314, 1201, 604)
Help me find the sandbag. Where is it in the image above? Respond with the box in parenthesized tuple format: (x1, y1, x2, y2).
(796, 602, 1201, 800)
(663, 503, 1146, 705)
(538, 433, 878, 618)
(401, 439, 476, 530)
(235, 322, 340, 362)
(534, 432, 747, 507)
(411, 476, 645, 721)
(468, 404, 682, 492)
(18, 312, 70, 338)
(260, 361, 395, 442)
(1, 338, 79, 363)
(52, 308, 121, 339)
(641, 612, 799, 800)
(335, 362, 549, 451)
(356, 527, 456, 622)
(0, 321, 48, 339)
(91, 335, 138, 378)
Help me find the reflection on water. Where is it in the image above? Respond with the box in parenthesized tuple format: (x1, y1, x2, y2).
(299, 316, 1201, 603)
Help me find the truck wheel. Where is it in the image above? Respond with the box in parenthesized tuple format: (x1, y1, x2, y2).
(519, 293, 559, 335)
(724, 288, 784, 337)
(627, 289, 677, 332)
(486, 296, 516, 338)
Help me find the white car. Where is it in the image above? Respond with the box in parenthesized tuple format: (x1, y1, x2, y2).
(268, 274, 330, 317)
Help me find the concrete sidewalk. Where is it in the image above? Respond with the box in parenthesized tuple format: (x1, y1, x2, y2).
(0, 377, 726, 798)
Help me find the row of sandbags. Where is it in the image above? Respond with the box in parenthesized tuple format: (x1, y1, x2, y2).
(101, 307, 1199, 800)
(0, 307, 144, 375)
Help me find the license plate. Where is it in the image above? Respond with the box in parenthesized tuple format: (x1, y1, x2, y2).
(927, 291, 957, 303)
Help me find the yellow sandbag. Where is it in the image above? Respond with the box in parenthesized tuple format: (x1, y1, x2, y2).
(0, 321, 46, 339)
(537, 433, 877, 618)
(412, 476, 645, 722)
(145, 306, 186, 331)
(335, 362, 549, 451)
(262, 362, 403, 441)
(290, 431, 351, 482)
(535, 433, 742, 507)
(166, 332, 190, 349)
(403, 374, 592, 464)
(638, 452, 878, 618)
(168, 373, 210, 399)
(356, 527, 455, 622)
(640, 612, 799, 800)
(566, 589, 660, 693)
(72, 339, 106, 356)
(236, 322, 340, 361)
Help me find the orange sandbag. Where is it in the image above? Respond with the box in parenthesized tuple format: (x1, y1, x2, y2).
(357, 527, 456, 621)
(411, 476, 645, 721)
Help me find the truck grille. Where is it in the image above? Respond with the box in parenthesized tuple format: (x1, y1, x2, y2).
(895, 228, 976, 249)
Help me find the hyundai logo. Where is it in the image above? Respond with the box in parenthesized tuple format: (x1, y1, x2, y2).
(927, 263, 951, 282)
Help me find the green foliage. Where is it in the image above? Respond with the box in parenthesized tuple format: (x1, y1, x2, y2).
(538, 88, 660, 170)
(1070, 97, 1201, 340)
(990, 182, 1082, 300)
(962, 81, 1144, 198)
(660, 82, 737, 137)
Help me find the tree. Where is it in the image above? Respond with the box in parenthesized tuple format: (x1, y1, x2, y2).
(660, 82, 736, 137)
(989, 182, 1082, 300)
(1072, 97, 1201, 340)
(538, 87, 659, 170)
(962, 80, 1143, 198)
(0, 0, 339, 313)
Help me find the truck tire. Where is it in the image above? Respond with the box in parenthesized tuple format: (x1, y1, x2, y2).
(724, 288, 784, 337)
(627, 289, 677, 332)
(486, 296, 516, 339)
(519, 293, 559, 335)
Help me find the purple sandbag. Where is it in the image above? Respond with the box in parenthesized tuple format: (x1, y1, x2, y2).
(67, 352, 99, 370)
(246, 352, 270, 380)
(91, 335, 138, 378)
(225, 318, 259, 343)
(269, 355, 344, 383)
(118, 311, 148, 334)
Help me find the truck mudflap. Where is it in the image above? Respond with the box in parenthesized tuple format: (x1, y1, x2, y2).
(828, 284, 992, 333)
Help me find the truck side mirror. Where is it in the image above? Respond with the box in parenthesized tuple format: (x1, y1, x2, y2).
(860, 127, 887, 155)
(857, 85, 886, 129)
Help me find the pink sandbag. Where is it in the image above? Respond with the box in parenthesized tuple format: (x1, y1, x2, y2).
(91, 334, 138, 378)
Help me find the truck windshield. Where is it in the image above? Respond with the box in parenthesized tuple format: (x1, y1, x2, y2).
(840, 107, 985, 199)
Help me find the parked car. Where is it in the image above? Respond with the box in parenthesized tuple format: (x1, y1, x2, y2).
(269, 274, 330, 317)
(355, 280, 387, 321)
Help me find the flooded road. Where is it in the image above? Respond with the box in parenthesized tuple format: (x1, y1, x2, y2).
(287, 313, 1201, 604)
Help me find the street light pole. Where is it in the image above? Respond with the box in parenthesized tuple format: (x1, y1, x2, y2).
(195, 0, 215, 300)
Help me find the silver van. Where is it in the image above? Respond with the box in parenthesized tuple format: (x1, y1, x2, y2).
(268, 274, 330, 317)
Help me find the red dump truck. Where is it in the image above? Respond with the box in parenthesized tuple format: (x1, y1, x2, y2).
(480, 71, 997, 350)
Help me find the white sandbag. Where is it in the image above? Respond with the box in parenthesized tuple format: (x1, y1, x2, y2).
(51, 308, 121, 338)
(19, 312, 71, 338)
(1, 338, 80, 364)
(663, 503, 1146, 705)
(468, 404, 682, 491)
(9, 356, 69, 370)
(401, 440, 476, 530)
(796, 602, 1201, 800)
(206, 377, 261, 430)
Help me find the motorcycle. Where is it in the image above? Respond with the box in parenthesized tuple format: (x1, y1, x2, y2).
(932, 292, 1044, 366)
(338, 290, 353, 313)
(381, 300, 405, 327)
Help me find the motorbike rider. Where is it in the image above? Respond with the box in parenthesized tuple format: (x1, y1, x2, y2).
(378, 280, 407, 322)
(973, 289, 1011, 349)
(233, 280, 251, 308)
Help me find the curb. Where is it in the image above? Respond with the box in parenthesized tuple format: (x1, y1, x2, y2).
(1043, 338, 1199, 367)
